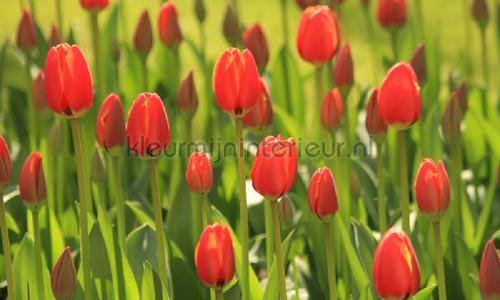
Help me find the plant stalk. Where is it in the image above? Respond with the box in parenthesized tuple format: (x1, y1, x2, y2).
(324, 221, 338, 300)
(390, 30, 399, 62)
(264, 198, 274, 273)
(25, 54, 36, 150)
(398, 130, 410, 233)
(90, 12, 105, 101)
(433, 221, 447, 300)
(111, 155, 126, 248)
(200, 193, 208, 228)
(32, 208, 44, 300)
(271, 200, 287, 300)
(215, 288, 223, 300)
(0, 191, 15, 300)
(55, 0, 63, 34)
(450, 141, 463, 233)
(141, 55, 148, 91)
(479, 28, 489, 118)
(313, 66, 323, 142)
(376, 141, 387, 232)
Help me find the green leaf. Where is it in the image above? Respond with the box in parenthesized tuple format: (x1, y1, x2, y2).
(126, 200, 155, 229)
(411, 284, 437, 300)
(141, 261, 169, 300)
(350, 219, 376, 279)
(126, 224, 158, 284)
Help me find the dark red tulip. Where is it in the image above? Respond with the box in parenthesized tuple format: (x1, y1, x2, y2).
(126, 93, 170, 157)
(373, 228, 420, 298)
(307, 167, 339, 221)
(44, 43, 93, 118)
(441, 83, 468, 142)
(410, 43, 427, 85)
(365, 88, 387, 140)
(48, 24, 62, 48)
(320, 88, 343, 133)
(186, 152, 213, 195)
(243, 78, 273, 130)
(479, 240, 500, 299)
(19, 152, 46, 206)
(32, 71, 47, 112)
(223, 3, 241, 46)
(133, 10, 153, 56)
(377, 63, 421, 130)
(16, 9, 37, 51)
(333, 43, 354, 92)
(414, 159, 450, 221)
(0, 136, 12, 190)
(296, 0, 319, 10)
(242, 23, 269, 71)
(96, 93, 126, 153)
(212, 48, 260, 117)
(158, 2, 182, 48)
(80, 0, 109, 11)
(195, 223, 235, 289)
(251, 135, 297, 199)
(177, 70, 198, 120)
(51, 247, 77, 300)
(194, 0, 206, 24)
(297, 5, 341, 66)
(360, 0, 370, 8)
(471, 0, 489, 28)
(377, 0, 407, 28)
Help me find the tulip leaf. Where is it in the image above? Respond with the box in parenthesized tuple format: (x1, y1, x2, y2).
(126, 224, 158, 284)
(142, 261, 169, 300)
(411, 284, 437, 300)
(125, 200, 155, 229)
(350, 219, 376, 280)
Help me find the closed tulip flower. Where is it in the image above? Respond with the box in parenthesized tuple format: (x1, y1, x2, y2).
(194, 0, 206, 24)
(479, 240, 500, 300)
(251, 135, 297, 199)
(414, 159, 450, 221)
(186, 152, 213, 195)
(96, 93, 126, 153)
(32, 71, 47, 112)
(333, 43, 354, 93)
(410, 43, 427, 85)
(48, 24, 62, 48)
(44, 43, 93, 118)
(296, 0, 319, 10)
(195, 223, 235, 289)
(377, 0, 408, 28)
(471, 0, 489, 28)
(243, 78, 273, 130)
(133, 10, 153, 56)
(243, 23, 269, 71)
(373, 228, 420, 298)
(213, 48, 260, 117)
(441, 83, 468, 142)
(297, 5, 340, 66)
(158, 2, 182, 48)
(126, 93, 170, 157)
(177, 70, 198, 120)
(0, 136, 12, 190)
(16, 9, 37, 51)
(80, 0, 109, 11)
(19, 152, 46, 206)
(222, 3, 241, 46)
(365, 88, 387, 141)
(51, 247, 77, 300)
(377, 63, 421, 130)
(307, 167, 339, 221)
(320, 88, 343, 133)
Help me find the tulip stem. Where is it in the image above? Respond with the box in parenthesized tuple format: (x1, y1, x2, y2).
(341, 90, 354, 218)
(55, 0, 63, 34)
(25, 54, 36, 151)
(314, 66, 323, 142)
(376, 141, 387, 232)
(214, 288, 223, 300)
(414, 0, 425, 39)
(324, 221, 338, 300)
(140, 55, 148, 91)
(479, 28, 489, 118)
(433, 221, 447, 300)
(264, 198, 274, 273)
(32, 208, 45, 300)
(147, 159, 169, 288)
(280, 0, 289, 49)
(90, 12, 105, 101)
(271, 200, 287, 300)
(111, 155, 126, 248)
(398, 130, 410, 233)
(70, 118, 92, 300)
(0, 191, 15, 300)
(200, 193, 208, 228)
(292, 257, 299, 300)
(390, 30, 399, 61)
(234, 117, 249, 300)
(450, 141, 462, 233)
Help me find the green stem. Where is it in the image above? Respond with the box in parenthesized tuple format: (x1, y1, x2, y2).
(292, 257, 299, 300)
(271, 200, 287, 300)
(215, 288, 223, 300)
(433, 221, 447, 300)
(450, 141, 462, 233)
(414, 0, 425, 40)
(118, 0, 128, 43)
(324, 221, 338, 300)
(32, 208, 44, 300)
(264, 198, 274, 273)
(90, 12, 105, 101)
(390, 30, 399, 62)
(362, 6, 379, 84)
(25, 54, 36, 150)
(280, 0, 289, 49)
(69, 118, 92, 300)
(398, 130, 410, 233)
(234, 117, 249, 300)
(55, 0, 63, 34)
(479, 28, 489, 118)
(461, 0, 472, 76)
(376, 142, 387, 232)
(200, 193, 208, 227)
(314, 66, 323, 142)
(141, 55, 148, 91)
(341, 90, 353, 218)
(147, 159, 168, 286)
(0, 191, 15, 300)
(28, 0, 36, 20)
(111, 155, 126, 248)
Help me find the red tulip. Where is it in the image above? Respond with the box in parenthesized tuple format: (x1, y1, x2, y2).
(414, 159, 450, 221)
(212, 48, 260, 117)
(222, 3, 241, 46)
(373, 228, 420, 298)
(44, 43, 93, 118)
(19, 152, 46, 206)
(96, 93, 126, 153)
(177, 70, 198, 120)
(365, 88, 387, 140)
(333, 43, 354, 92)
(377, 63, 421, 130)
(296, 0, 319, 10)
(320, 88, 343, 133)
(251, 135, 297, 199)
(297, 5, 340, 66)
(307, 167, 339, 221)
(80, 0, 109, 11)
(126, 93, 170, 157)
(195, 223, 235, 288)
(0, 136, 12, 190)
(48, 24, 62, 48)
(243, 78, 273, 130)
(133, 10, 153, 55)
(479, 240, 500, 299)
(471, 0, 489, 28)
(376, 0, 407, 28)
(16, 9, 37, 51)
(32, 71, 47, 112)
(186, 152, 213, 195)
(158, 2, 182, 48)
(410, 43, 427, 85)
(242, 23, 269, 71)
(51, 247, 77, 300)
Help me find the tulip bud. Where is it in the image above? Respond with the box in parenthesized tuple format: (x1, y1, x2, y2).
(133, 10, 153, 56)
(33, 71, 47, 112)
(158, 2, 183, 48)
(414, 159, 450, 222)
(177, 70, 198, 120)
(126, 92, 171, 157)
(278, 194, 295, 228)
(320, 88, 343, 134)
(51, 247, 77, 300)
(297, 5, 341, 66)
(213, 48, 260, 117)
(48, 24, 62, 48)
(251, 135, 297, 200)
(365, 88, 387, 141)
(223, 3, 242, 46)
(194, 0, 206, 24)
(19, 152, 46, 207)
(96, 93, 126, 154)
(195, 223, 235, 289)
(479, 240, 500, 300)
(44, 43, 93, 119)
(307, 167, 339, 221)
(110, 39, 121, 64)
(377, 0, 407, 29)
(296, 0, 319, 10)
(373, 228, 420, 298)
(360, 0, 371, 8)
(0, 136, 12, 191)
(242, 23, 269, 71)
(243, 78, 273, 131)
(48, 119, 63, 155)
(441, 83, 468, 143)
(410, 43, 427, 85)
(471, 0, 489, 29)
(80, 0, 109, 12)
(377, 63, 421, 130)
(186, 152, 213, 195)
(90, 148, 106, 186)
(16, 9, 37, 52)
(333, 43, 354, 94)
